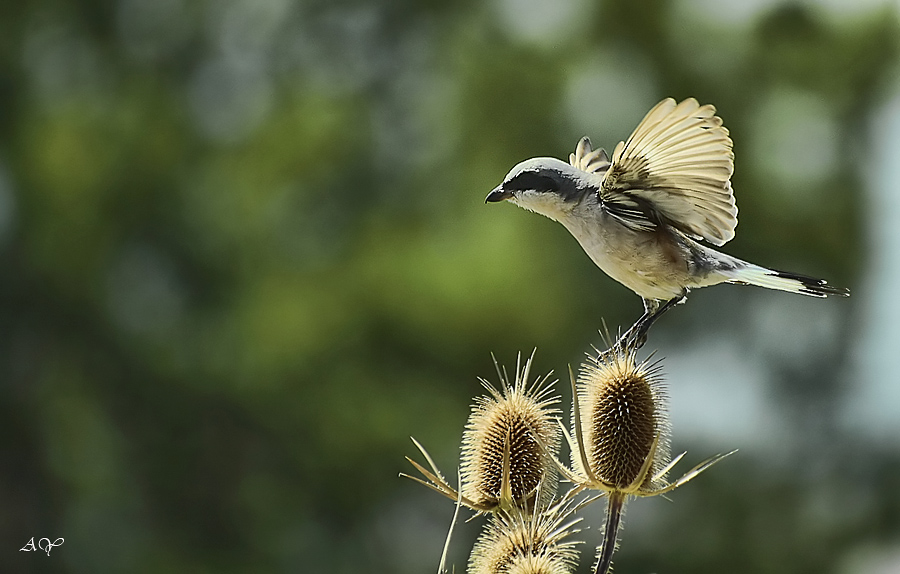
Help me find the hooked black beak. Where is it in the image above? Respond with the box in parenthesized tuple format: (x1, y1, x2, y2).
(485, 186, 513, 203)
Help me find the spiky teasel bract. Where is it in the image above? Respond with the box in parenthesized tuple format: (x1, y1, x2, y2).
(469, 495, 586, 574)
(403, 351, 562, 514)
(548, 344, 735, 574)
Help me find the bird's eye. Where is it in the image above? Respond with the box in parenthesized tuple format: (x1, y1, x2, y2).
(505, 171, 559, 193)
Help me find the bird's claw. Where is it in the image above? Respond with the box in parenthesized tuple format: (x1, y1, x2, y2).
(599, 324, 647, 360)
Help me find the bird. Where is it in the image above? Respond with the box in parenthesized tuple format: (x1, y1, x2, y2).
(485, 97, 849, 346)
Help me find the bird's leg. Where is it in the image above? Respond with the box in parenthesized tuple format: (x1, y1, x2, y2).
(632, 294, 686, 344)
(614, 292, 687, 352)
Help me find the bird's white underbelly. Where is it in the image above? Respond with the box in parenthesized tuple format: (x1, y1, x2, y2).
(560, 216, 691, 301)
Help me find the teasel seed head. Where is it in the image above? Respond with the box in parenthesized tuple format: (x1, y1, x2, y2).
(574, 346, 669, 493)
(402, 351, 562, 514)
(460, 351, 562, 513)
(468, 496, 583, 574)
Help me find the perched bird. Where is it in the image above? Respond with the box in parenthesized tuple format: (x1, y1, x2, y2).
(486, 98, 849, 345)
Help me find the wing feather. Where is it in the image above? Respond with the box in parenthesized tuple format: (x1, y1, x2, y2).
(625, 99, 706, 153)
(569, 136, 611, 174)
(598, 98, 738, 245)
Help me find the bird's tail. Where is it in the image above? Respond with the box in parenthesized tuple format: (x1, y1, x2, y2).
(724, 264, 849, 298)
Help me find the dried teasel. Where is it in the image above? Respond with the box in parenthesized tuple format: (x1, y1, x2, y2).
(549, 345, 735, 574)
(402, 351, 562, 515)
(468, 494, 588, 574)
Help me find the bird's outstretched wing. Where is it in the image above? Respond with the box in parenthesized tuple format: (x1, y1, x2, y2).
(595, 98, 738, 246)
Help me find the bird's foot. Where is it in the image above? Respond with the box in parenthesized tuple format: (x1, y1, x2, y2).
(598, 325, 646, 361)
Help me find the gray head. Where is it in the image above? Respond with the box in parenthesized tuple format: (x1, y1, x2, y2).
(485, 157, 594, 222)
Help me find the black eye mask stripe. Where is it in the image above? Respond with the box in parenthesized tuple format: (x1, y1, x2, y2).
(505, 171, 559, 193)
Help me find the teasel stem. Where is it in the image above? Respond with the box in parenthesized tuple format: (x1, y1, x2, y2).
(437, 468, 464, 574)
(595, 491, 625, 574)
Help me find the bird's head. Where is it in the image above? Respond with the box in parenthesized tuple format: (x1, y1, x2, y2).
(485, 157, 591, 222)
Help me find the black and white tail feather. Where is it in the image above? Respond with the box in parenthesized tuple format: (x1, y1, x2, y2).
(726, 264, 849, 298)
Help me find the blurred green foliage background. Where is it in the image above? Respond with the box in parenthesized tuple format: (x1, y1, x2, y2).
(2, 0, 899, 572)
